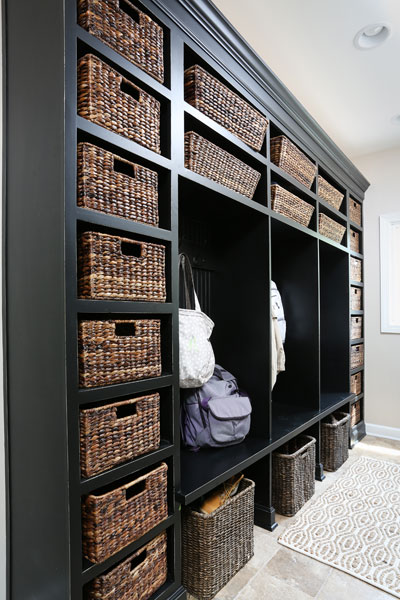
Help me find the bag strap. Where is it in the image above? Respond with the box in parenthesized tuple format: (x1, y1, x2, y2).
(179, 253, 201, 310)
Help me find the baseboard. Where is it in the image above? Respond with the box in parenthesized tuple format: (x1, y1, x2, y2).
(366, 423, 400, 441)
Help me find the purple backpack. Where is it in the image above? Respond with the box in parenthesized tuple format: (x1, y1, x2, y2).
(180, 365, 252, 451)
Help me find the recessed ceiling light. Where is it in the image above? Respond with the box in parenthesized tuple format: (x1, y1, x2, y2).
(354, 23, 391, 50)
(391, 114, 400, 125)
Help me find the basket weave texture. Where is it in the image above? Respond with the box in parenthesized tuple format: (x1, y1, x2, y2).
(80, 393, 160, 478)
(272, 435, 316, 516)
(271, 184, 315, 228)
(77, 54, 161, 153)
(78, 0, 164, 83)
(182, 478, 255, 600)
(351, 373, 362, 396)
(85, 532, 167, 600)
(78, 231, 166, 301)
(184, 65, 268, 151)
(351, 316, 362, 340)
(77, 142, 159, 226)
(184, 131, 261, 198)
(82, 462, 168, 563)
(319, 213, 346, 243)
(349, 198, 362, 226)
(79, 319, 161, 388)
(351, 401, 361, 428)
(270, 136, 316, 189)
(350, 286, 362, 311)
(321, 411, 350, 472)
(351, 344, 364, 369)
(350, 229, 360, 253)
(317, 175, 343, 210)
(350, 257, 362, 282)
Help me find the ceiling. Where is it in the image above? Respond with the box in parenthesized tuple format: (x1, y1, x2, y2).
(212, 0, 400, 159)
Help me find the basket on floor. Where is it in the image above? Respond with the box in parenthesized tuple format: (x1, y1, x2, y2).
(184, 131, 261, 198)
(184, 64, 268, 151)
(317, 175, 343, 211)
(351, 401, 361, 428)
(270, 135, 317, 189)
(350, 229, 360, 253)
(77, 54, 161, 153)
(78, 231, 166, 301)
(77, 142, 159, 226)
(351, 372, 362, 396)
(351, 344, 364, 369)
(321, 412, 350, 471)
(349, 198, 362, 226)
(350, 257, 362, 282)
(182, 478, 255, 600)
(271, 184, 315, 228)
(350, 286, 362, 311)
(79, 319, 161, 388)
(85, 532, 167, 600)
(82, 462, 168, 563)
(80, 393, 160, 478)
(351, 316, 362, 340)
(272, 435, 316, 516)
(78, 0, 164, 83)
(319, 213, 346, 244)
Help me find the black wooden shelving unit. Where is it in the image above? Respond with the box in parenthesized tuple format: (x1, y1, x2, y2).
(4, 0, 369, 598)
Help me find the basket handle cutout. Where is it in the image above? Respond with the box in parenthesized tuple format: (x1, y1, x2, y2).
(120, 79, 140, 102)
(119, 0, 141, 23)
(115, 322, 136, 337)
(121, 240, 143, 259)
(130, 550, 147, 574)
(125, 479, 146, 500)
(113, 156, 136, 179)
(355, 289, 358, 295)
(116, 402, 137, 419)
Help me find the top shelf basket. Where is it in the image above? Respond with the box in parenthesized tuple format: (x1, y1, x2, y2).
(270, 135, 317, 189)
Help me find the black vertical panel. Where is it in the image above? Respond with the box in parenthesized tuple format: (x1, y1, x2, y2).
(4, 1, 69, 599)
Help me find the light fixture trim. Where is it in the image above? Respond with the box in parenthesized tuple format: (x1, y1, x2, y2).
(390, 114, 400, 125)
(354, 23, 391, 50)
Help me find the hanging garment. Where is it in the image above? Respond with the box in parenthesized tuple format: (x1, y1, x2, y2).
(271, 280, 286, 343)
(271, 302, 285, 390)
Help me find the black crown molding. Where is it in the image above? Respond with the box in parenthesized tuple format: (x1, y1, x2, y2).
(153, 0, 370, 197)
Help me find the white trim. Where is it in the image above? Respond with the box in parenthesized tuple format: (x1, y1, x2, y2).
(380, 212, 400, 333)
(366, 422, 400, 441)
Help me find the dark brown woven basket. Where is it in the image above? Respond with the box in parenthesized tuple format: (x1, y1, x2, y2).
(319, 213, 346, 244)
(351, 286, 362, 310)
(318, 175, 343, 210)
(77, 54, 161, 153)
(80, 393, 160, 478)
(351, 316, 362, 340)
(82, 462, 168, 563)
(321, 411, 350, 472)
(78, 0, 164, 83)
(271, 184, 315, 228)
(350, 229, 360, 253)
(270, 136, 317, 189)
(349, 198, 362, 226)
(77, 142, 159, 226)
(184, 65, 268, 151)
(182, 478, 255, 600)
(351, 344, 364, 369)
(272, 435, 316, 516)
(351, 401, 361, 428)
(351, 372, 362, 396)
(350, 257, 362, 282)
(85, 532, 167, 600)
(78, 231, 166, 302)
(79, 319, 161, 388)
(184, 131, 261, 199)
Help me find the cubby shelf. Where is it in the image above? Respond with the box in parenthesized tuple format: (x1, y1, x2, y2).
(350, 250, 364, 259)
(351, 337, 364, 345)
(77, 374, 174, 406)
(75, 300, 174, 314)
(318, 198, 347, 221)
(351, 366, 365, 375)
(270, 162, 317, 201)
(351, 393, 364, 405)
(349, 219, 363, 232)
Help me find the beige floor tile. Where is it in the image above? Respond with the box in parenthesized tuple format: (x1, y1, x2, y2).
(316, 567, 395, 599)
(214, 563, 258, 600)
(235, 572, 314, 600)
(247, 528, 280, 569)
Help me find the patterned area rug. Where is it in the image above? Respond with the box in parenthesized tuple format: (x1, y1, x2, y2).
(278, 457, 400, 598)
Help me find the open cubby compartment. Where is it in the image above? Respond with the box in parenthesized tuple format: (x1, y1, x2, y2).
(270, 171, 317, 231)
(318, 206, 347, 247)
(271, 218, 319, 415)
(77, 39, 171, 158)
(317, 167, 346, 216)
(319, 242, 350, 401)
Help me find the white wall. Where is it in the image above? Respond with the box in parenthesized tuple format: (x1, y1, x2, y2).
(353, 148, 400, 435)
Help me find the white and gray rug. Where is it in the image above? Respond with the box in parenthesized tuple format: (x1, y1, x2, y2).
(278, 456, 400, 598)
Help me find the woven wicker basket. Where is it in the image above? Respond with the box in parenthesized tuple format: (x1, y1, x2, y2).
(319, 213, 346, 244)
(82, 462, 168, 563)
(85, 532, 167, 600)
(349, 198, 362, 226)
(350, 257, 362, 282)
(78, 231, 166, 302)
(184, 131, 261, 198)
(351, 344, 364, 369)
(184, 65, 268, 151)
(77, 54, 161, 153)
(351, 372, 362, 396)
(79, 319, 161, 388)
(321, 412, 350, 472)
(77, 142, 159, 226)
(270, 136, 317, 189)
(80, 393, 160, 478)
(350, 286, 362, 311)
(351, 401, 361, 428)
(317, 175, 343, 211)
(182, 478, 255, 600)
(272, 435, 316, 516)
(350, 229, 360, 253)
(351, 316, 362, 340)
(78, 0, 164, 83)
(271, 184, 315, 228)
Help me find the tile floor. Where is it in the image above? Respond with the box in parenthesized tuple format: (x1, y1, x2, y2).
(187, 435, 400, 600)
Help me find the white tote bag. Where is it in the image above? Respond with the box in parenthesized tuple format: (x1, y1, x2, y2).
(179, 253, 215, 388)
